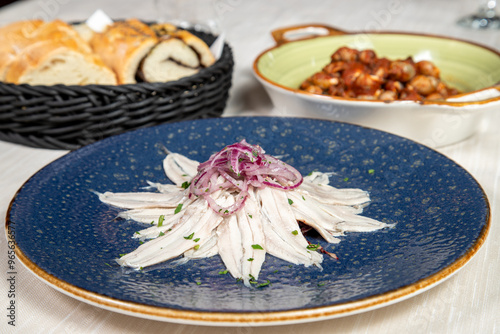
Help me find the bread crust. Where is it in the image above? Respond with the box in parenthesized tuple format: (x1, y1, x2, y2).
(151, 23, 215, 67)
(5, 39, 116, 85)
(90, 19, 158, 84)
(0, 19, 117, 85)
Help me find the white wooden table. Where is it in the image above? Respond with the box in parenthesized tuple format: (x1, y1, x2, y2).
(0, 0, 499, 333)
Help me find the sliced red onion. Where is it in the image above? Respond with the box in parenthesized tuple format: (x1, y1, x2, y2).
(189, 140, 303, 215)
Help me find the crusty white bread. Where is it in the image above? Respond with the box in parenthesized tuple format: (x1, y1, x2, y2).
(150, 23, 178, 35)
(71, 23, 95, 43)
(90, 19, 158, 84)
(141, 37, 199, 82)
(141, 23, 216, 83)
(151, 23, 215, 67)
(6, 40, 117, 85)
(0, 19, 216, 86)
(0, 20, 117, 85)
(170, 29, 215, 67)
(0, 20, 45, 80)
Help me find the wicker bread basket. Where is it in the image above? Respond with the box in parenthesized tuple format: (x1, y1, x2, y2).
(0, 28, 233, 150)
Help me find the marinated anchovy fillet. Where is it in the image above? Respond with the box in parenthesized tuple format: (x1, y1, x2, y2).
(97, 140, 393, 286)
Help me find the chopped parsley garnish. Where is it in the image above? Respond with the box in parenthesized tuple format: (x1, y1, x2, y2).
(257, 280, 271, 288)
(194, 244, 200, 250)
(218, 269, 228, 275)
(193, 238, 200, 242)
(158, 215, 165, 227)
(251, 244, 264, 250)
(306, 244, 321, 251)
(291, 230, 299, 235)
(343, 177, 349, 181)
(181, 181, 191, 189)
(368, 169, 375, 174)
(248, 214, 253, 218)
(247, 258, 254, 261)
(184, 232, 194, 240)
(174, 203, 183, 214)
(196, 281, 202, 285)
(288, 198, 293, 205)
(158, 231, 165, 237)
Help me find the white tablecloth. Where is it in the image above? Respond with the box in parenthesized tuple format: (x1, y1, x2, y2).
(0, 0, 499, 333)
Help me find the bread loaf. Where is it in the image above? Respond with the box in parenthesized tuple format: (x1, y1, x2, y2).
(0, 20, 117, 85)
(91, 20, 216, 84)
(90, 19, 158, 85)
(0, 20, 45, 80)
(141, 23, 216, 82)
(0, 19, 217, 86)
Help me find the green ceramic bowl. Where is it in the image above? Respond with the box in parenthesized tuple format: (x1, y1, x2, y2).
(253, 24, 500, 147)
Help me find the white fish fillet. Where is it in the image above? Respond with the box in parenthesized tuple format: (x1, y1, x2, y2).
(98, 191, 187, 209)
(257, 187, 323, 267)
(217, 214, 244, 280)
(98, 151, 392, 286)
(298, 181, 371, 208)
(235, 190, 266, 285)
(163, 152, 199, 186)
(118, 208, 177, 224)
(173, 231, 219, 266)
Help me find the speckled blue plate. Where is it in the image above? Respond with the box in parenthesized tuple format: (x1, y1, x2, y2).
(6, 117, 490, 326)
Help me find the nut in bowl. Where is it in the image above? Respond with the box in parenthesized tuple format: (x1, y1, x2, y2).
(253, 24, 500, 148)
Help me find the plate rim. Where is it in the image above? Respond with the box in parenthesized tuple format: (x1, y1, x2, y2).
(4, 116, 492, 326)
(6, 219, 490, 326)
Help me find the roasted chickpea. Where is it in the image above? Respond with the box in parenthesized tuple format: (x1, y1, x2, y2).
(371, 58, 391, 80)
(300, 47, 460, 101)
(342, 62, 366, 88)
(353, 73, 382, 97)
(359, 49, 377, 65)
(389, 59, 416, 82)
(310, 72, 339, 90)
(416, 60, 440, 78)
(426, 92, 445, 100)
(408, 75, 439, 96)
(331, 46, 359, 62)
(400, 86, 423, 101)
(303, 84, 323, 95)
(323, 61, 346, 75)
(384, 80, 404, 93)
(378, 90, 398, 101)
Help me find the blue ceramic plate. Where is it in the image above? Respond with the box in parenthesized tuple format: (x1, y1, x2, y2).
(6, 117, 490, 326)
